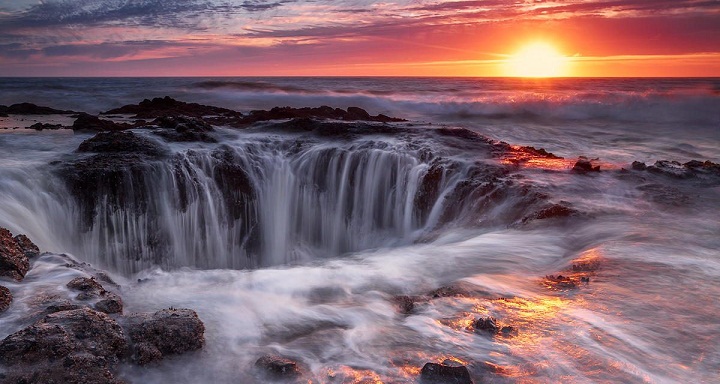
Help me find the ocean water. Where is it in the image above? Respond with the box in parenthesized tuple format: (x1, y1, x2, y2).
(0, 77, 719, 383)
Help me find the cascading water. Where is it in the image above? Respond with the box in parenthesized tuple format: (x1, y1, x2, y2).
(1, 126, 541, 275)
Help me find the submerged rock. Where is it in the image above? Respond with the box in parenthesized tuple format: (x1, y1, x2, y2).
(0, 285, 12, 313)
(0, 227, 36, 281)
(473, 317, 499, 334)
(632, 159, 720, 180)
(521, 203, 578, 223)
(255, 354, 301, 379)
(125, 308, 205, 365)
(420, 362, 474, 384)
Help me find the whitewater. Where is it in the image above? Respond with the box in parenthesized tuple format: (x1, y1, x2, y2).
(0, 77, 719, 383)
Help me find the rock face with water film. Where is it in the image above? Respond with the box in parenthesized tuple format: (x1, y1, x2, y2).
(0, 307, 127, 383)
(0, 227, 39, 281)
(0, 286, 11, 313)
(420, 362, 474, 384)
(125, 308, 205, 365)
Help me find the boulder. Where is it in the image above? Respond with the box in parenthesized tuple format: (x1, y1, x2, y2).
(67, 276, 105, 292)
(420, 362, 474, 384)
(0, 227, 32, 281)
(572, 156, 601, 173)
(473, 317, 499, 334)
(255, 355, 301, 379)
(72, 113, 128, 132)
(125, 308, 205, 365)
(95, 294, 124, 314)
(0, 285, 12, 313)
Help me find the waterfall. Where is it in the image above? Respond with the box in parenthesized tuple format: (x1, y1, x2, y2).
(0, 131, 537, 274)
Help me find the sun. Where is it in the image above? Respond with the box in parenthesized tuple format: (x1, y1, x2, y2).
(506, 42, 569, 78)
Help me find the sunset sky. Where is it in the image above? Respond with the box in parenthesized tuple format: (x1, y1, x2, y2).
(1, 0, 719, 77)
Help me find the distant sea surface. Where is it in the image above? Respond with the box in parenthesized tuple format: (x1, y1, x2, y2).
(0, 77, 719, 383)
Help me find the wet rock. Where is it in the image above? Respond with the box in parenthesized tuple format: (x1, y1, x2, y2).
(0, 308, 127, 368)
(633, 159, 720, 180)
(255, 354, 301, 379)
(544, 275, 578, 290)
(237, 105, 404, 126)
(500, 326, 518, 336)
(0, 227, 31, 281)
(0, 103, 75, 115)
(473, 317, 499, 334)
(572, 156, 601, 173)
(522, 203, 578, 223)
(77, 131, 167, 157)
(393, 295, 415, 314)
(420, 362, 474, 384)
(95, 294, 124, 314)
(0, 285, 12, 313)
(72, 112, 128, 132)
(13, 233, 40, 259)
(126, 308, 205, 365)
(151, 115, 217, 143)
(67, 276, 105, 292)
(3, 354, 127, 384)
(103, 96, 242, 119)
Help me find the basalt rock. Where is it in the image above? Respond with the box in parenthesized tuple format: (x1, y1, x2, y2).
(255, 355, 302, 379)
(76, 131, 167, 157)
(632, 159, 720, 180)
(29, 122, 66, 130)
(473, 317, 499, 334)
(236, 105, 404, 127)
(103, 96, 242, 119)
(0, 103, 75, 115)
(125, 308, 205, 365)
(572, 156, 601, 173)
(151, 115, 217, 143)
(66, 276, 123, 314)
(521, 203, 578, 223)
(72, 113, 129, 132)
(0, 227, 34, 281)
(420, 362, 474, 384)
(0, 307, 127, 384)
(0, 285, 12, 313)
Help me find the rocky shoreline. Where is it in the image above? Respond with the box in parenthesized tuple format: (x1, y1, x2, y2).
(0, 228, 204, 383)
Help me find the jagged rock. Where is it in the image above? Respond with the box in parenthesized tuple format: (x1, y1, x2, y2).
(572, 156, 601, 173)
(42, 308, 127, 360)
(0, 322, 78, 365)
(0, 103, 75, 115)
(237, 105, 404, 126)
(255, 355, 301, 379)
(0, 227, 32, 281)
(72, 113, 128, 132)
(420, 362, 474, 384)
(13, 233, 40, 259)
(103, 96, 242, 119)
(632, 159, 720, 180)
(126, 308, 205, 365)
(0, 285, 12, 313)
(473, 317, 499, 334)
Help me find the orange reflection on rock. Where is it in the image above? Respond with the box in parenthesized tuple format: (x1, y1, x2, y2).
(500, 145, 575, 170)
(322, 366, 384, 384)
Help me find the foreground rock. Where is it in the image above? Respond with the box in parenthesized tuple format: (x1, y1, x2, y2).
(0, 307, 127, 383)
(125, 308, 205, 365)
(0, 227, 39, 281)
(0, 103, 75, 115)
(66, 276, 123, 314)
(0, 286, 11, 313)
(572, 156, 601, 173)
(420, 362, 474, 384)
(255, 355, 302, 379)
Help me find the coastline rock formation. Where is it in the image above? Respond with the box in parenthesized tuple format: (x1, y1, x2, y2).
(0, 103, 75, 115)
(0, 228, 39, 281)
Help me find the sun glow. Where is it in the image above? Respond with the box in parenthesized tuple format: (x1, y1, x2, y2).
(506, 42, 569, 77)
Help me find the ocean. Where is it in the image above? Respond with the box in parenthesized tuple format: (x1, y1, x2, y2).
(0, 77, 719, 383)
